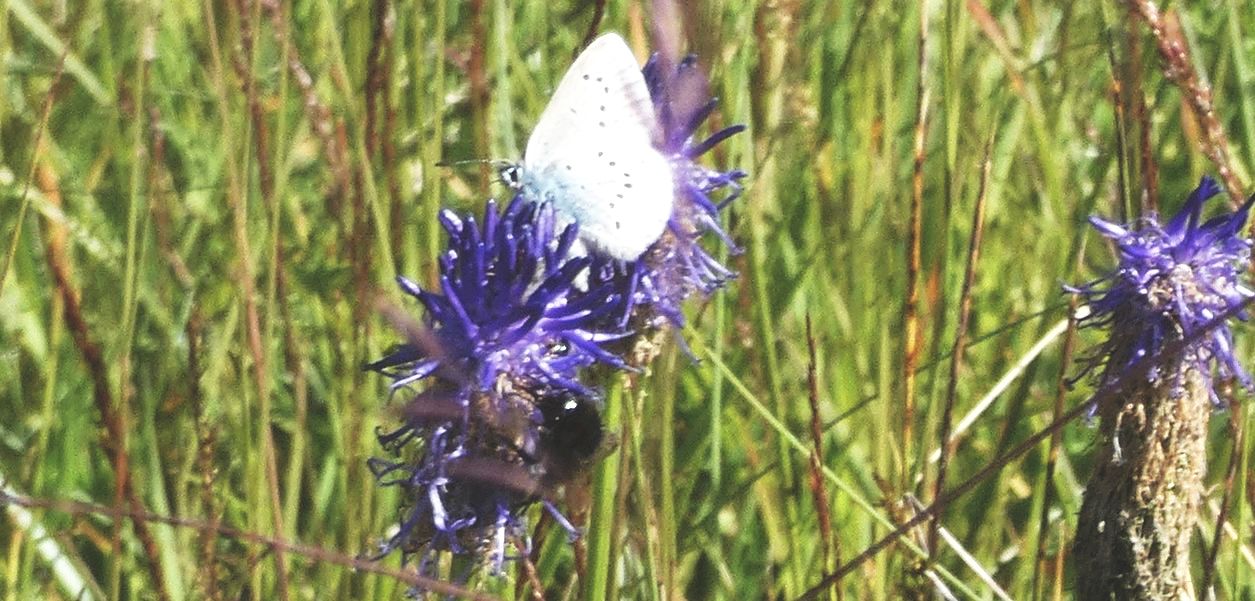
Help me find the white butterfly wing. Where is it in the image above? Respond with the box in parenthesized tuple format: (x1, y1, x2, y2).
(523, 138, 674, 261)
(521, 33, 674, 261)
(526, 33, 659, 158)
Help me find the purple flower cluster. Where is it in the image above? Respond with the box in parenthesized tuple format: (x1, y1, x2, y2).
(637, 54, 747, 327)
(367, 199, 631, 394)
(1070, 177, 1254, 405)
(367, 48, 743, 574)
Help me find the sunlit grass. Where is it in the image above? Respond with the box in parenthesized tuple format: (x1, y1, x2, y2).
(2, 1, 1254, 599)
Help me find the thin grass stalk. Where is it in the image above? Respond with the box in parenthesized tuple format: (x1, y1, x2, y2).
(1052, 522, 1067, 600)
(700, 345, 978, 598)
(1133, 53, 1159, 214)
(116, 7, 156, 586)
(1225, 0, 1255, 181)
(1113, 5, 1158, 213)
(276, 263, 310, 539)
(514, 536, 546, 601)
(185, 313, 222, 601)
(196, 0, 237, 587)
(342, 12, 384, 596)
(421, 0, 448, 281)
(804, 314, 839, 601)
(38, 161, 169, 601)
(490, 0, 516, 159)
(941, 0, 961, 223)
(230, 2, 290, 596)
(0, 491, 494, 600)
(931, 0, 962, 512)
(706, 263, 727, 505)
(1126, 0, 1247, 206)
(146, 109, 193, 288)
(582, 0, 608, 48)
(964, 0, 1027, 99)
(0, 0, 7, 167)
(468, 0, 490, 194)
(1101, 18, 1134, 223)
(914, 497, 1012, 601)
(902, 0, 929, 491)
(1201, 406, 1244, 596)
(259, 3, 308, 564)
(372, 1, 403, 266)
(134, 104, 189, 601)
(522, 511, 553, 599)
(365, 0, 388, 159)
(750, 2, 802, 592)
(15, 54, 67, 501)
(1236, 401, 1255, 595)
(658, 348, 678, 599)
(585, 380, 625, 601)
(2, 480, 99, 600)
(626, 378, 662, 601)
(1032, 297, 1081, 599)
(28, 278, 63, 490)
(260, 0, 351, 199)
(146, 99, 221, 600)
(0, 50, 62, 300)
(928, 131, 992, 556)
(207, 0, 267, 592)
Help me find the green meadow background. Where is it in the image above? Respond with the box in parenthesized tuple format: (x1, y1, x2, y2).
(2, 0, 1255, 599)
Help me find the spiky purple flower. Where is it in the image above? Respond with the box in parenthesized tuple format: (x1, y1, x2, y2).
(367, 197, 627, 571)
(368, 197, 631, 394)
(1069, 176, 1255, 404)
(368, 385, 599, 572)
(631, 54, 747, 328)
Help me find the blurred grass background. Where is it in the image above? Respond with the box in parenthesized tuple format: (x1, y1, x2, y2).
(2, 0, 1255, 599)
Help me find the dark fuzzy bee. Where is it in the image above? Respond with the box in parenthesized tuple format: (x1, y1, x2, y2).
(530, 389, 607, 486)
(393, 384, 611, 493)
(370, 303, 616, 557)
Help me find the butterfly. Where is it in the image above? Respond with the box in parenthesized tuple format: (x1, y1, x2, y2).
(501, 33, 674, 262)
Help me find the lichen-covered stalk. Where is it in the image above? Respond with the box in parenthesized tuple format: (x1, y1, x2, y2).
(1074, 367, 1208, 599)
(1067, 177, 1254, 600)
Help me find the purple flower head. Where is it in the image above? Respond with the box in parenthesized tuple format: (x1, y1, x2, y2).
(366, 197, 628, 573)
(368, 385, 602, 574)
(367, 196, 632, 394)
(630, 53, 747, 328)
(1069, 176, 1255, 405)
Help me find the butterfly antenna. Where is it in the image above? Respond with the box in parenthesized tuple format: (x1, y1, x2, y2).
(434, 158, 495, 168)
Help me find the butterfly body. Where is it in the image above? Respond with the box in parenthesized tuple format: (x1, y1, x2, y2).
(510, 33, 674, 261)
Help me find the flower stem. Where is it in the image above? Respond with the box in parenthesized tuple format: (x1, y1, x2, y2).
(1074, 366, 1210, 599)
(584, 379, 624, 601)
